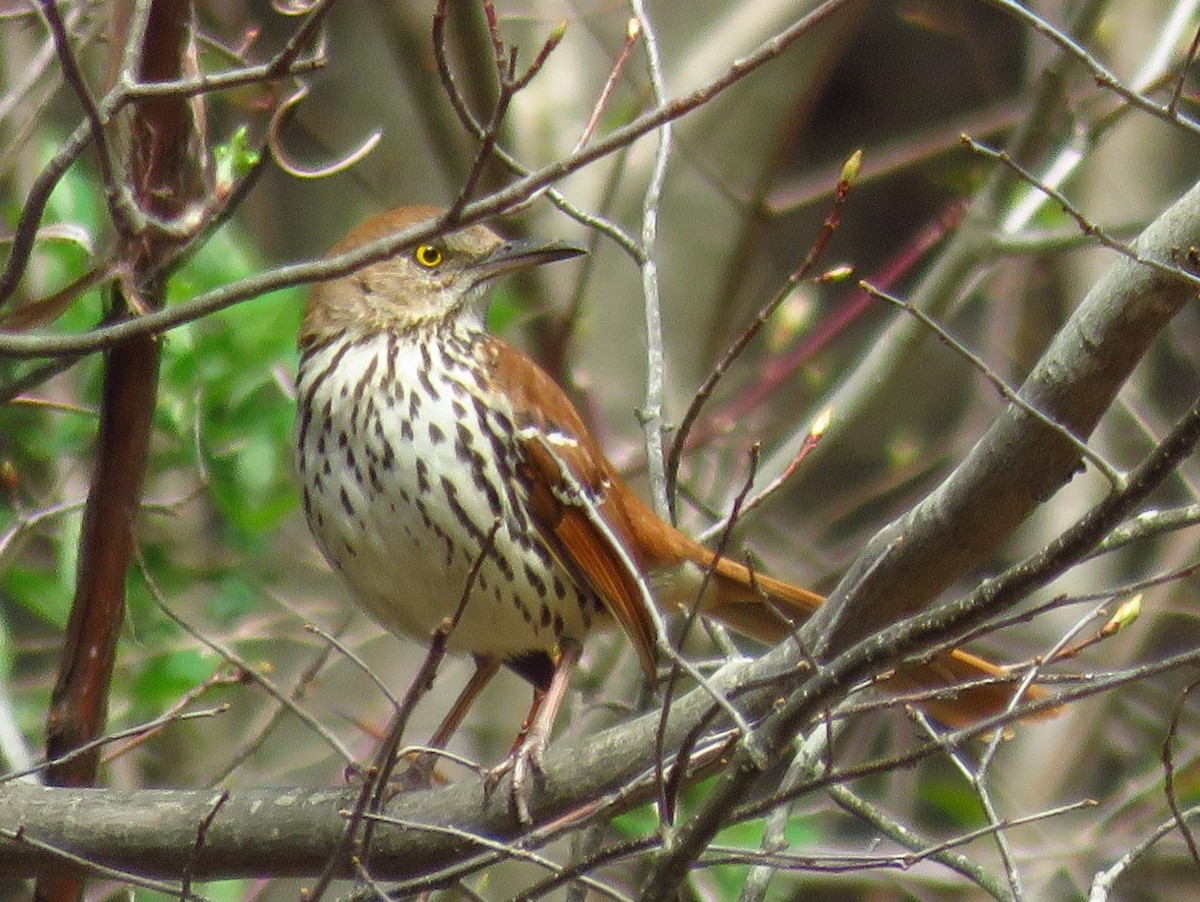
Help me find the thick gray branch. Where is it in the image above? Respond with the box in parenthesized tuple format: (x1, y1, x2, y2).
(0, 654, 784, 882)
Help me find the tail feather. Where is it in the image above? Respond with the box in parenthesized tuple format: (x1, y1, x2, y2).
(703, 555, 1053, 728)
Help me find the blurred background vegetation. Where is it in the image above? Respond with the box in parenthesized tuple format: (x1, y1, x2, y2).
(3, 0, 1200, 899)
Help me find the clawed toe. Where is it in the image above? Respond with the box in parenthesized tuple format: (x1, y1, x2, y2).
(485, 729, 548, 826)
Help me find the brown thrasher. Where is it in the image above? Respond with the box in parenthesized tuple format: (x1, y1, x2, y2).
(296, 206, 1044, 817)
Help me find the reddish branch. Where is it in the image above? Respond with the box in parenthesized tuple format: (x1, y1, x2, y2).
(40, 2, 201, 900)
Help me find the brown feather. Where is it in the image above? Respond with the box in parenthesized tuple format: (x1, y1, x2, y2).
(514, 425, 660, 678)
(486, 338, 660, 677)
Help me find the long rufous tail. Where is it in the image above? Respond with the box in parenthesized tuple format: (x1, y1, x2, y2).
(699, 553, 1051, 729)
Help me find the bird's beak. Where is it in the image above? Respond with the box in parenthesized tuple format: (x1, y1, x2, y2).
(469, 237, 586, 285)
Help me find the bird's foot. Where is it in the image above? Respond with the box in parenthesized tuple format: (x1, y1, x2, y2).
(484, 725, 549, 827)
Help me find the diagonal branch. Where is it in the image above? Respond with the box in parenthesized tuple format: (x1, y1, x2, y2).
(806, 172, 1200, 660)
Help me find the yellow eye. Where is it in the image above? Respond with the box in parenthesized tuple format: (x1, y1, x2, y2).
(414, 244, 444, 268)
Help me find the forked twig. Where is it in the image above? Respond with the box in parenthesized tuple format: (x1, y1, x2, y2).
(441, 0, 566, 217)
(135, 551, 356, 765)
(1, 707, 227, 786)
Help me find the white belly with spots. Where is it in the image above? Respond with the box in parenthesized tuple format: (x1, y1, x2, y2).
(296, 329, 600, 659)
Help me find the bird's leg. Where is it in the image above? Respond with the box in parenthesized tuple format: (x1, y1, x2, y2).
(390, 655, 501, 792)
(486, 638, 582, 826)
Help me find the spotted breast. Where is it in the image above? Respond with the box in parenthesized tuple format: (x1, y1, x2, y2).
(296, 322, 609, 671)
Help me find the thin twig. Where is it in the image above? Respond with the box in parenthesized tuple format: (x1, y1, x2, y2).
(863, 280, 1125, 487)
(101, 667, 243, 763)
(1082, 504, 1200, 560)
(708, 799, 1093, 877)
(305, 622, 403, 711)
(577, 18, 640, 151)
(429, 0, 641, 257)
(0, 826, 212, 901)
(938, 731, 1023, 899)
(1089, 802, 1200, 901)
(304, 769, 381, 902)
(702, 407, 831, 539)
(965, 135, 1200, 291)
(0, 706, 227, 785)
(630, 0, 672, 518)
(1161, 679, 1200, 875)
(367, 812, 636, 902)
(657, 444, 764, 826)
(136, 554, 357, 766)
(666, 151, 859, 513)
(208, 614, 347, 786)
(180, 790, 230, 902)
(1168, 17, 1200, 115)
(38, 0, 138, 239)
(446, 3, 564, 216)
(268, 82, 381, 178)
(825, 781, 1012, 900)
(980, 0, 1200, 137)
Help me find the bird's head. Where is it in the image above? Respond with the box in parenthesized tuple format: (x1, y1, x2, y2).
(300, 205, 584, 346)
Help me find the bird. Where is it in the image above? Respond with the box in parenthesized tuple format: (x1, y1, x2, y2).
(295, 205, 1047, 821)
